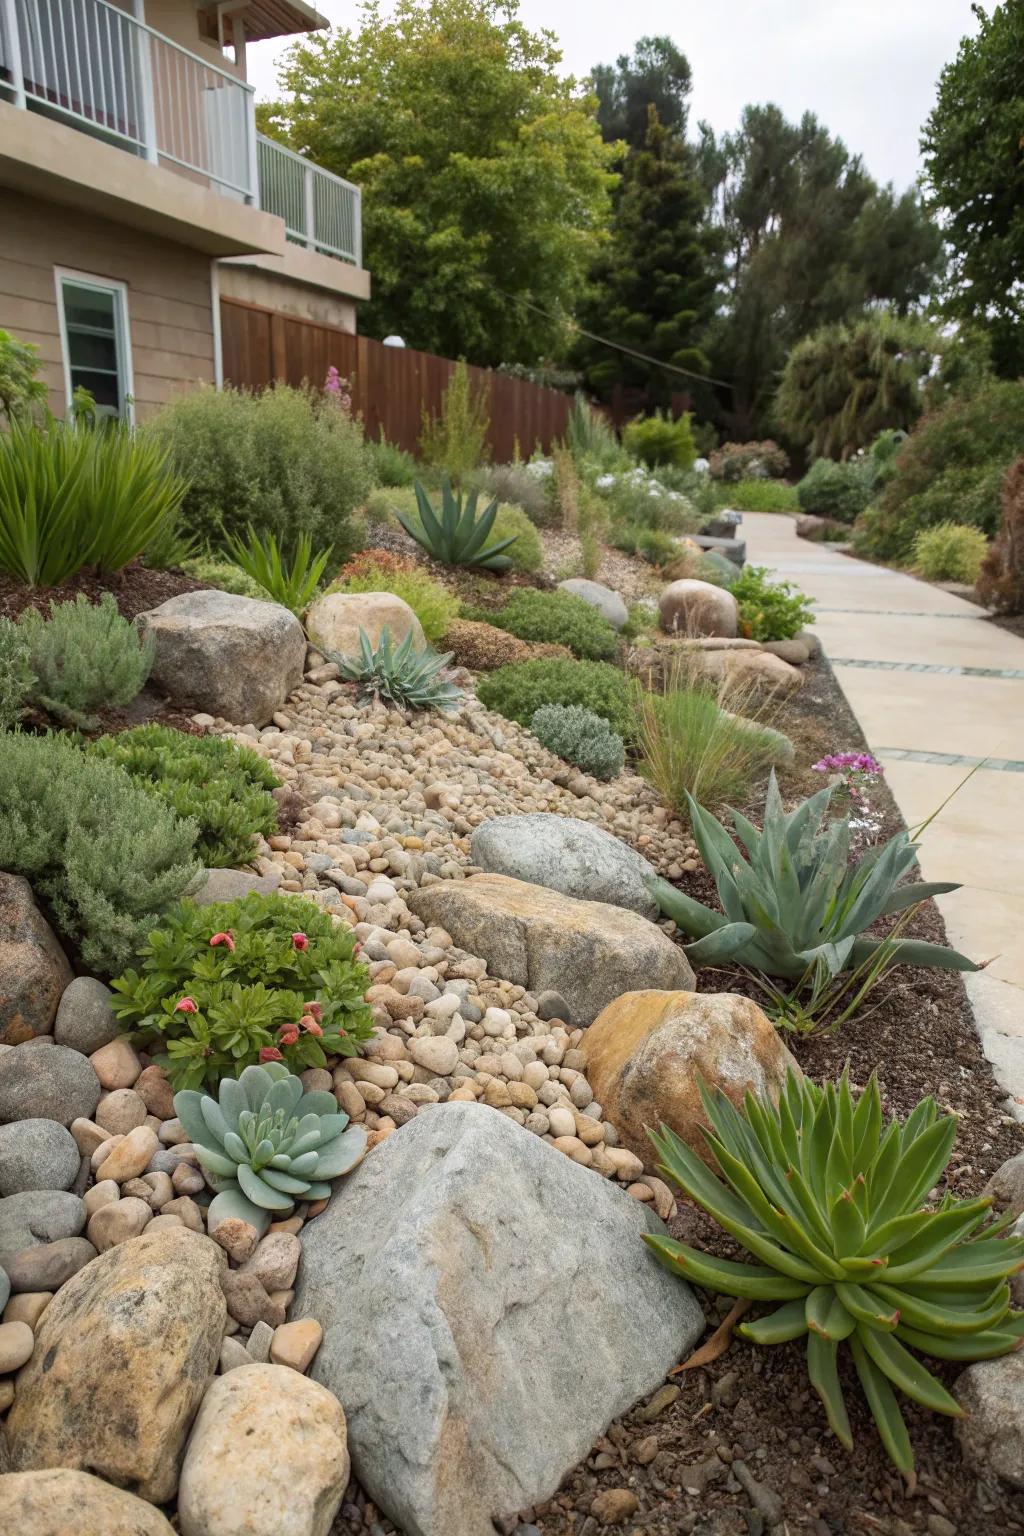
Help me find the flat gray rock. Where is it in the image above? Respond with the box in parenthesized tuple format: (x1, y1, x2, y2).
(0, 1190, 86, 1267)
(190, 867, 284, 907)
(53, 977, 121, 1056)
(557, 578, 629, 630)
(293, 1103, 704, 1536)
(0, 1039, 100, 1126)
(0, 1119, 81, 1195)
(471, 814, 659, 918)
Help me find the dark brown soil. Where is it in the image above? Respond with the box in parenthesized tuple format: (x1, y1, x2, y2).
(987, 612, 1024, 641)
(0, 559, 202, 623)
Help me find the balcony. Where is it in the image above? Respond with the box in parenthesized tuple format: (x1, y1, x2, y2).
(0, 0, 360, 264)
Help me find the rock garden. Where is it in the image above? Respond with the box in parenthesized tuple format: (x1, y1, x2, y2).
(1, 374, 1023, 1536)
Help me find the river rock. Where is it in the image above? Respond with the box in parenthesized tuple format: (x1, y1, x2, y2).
(305, 591, 425, 660)
(7, 1226, 225, 1502)
(0, 1119, 81, 1195)
(582, 991, 799, 1168)
(956, 1349, 1024, 1489)
(557, 578, 629, 630)
(5, 1237, 97, 1293)
(0, 1469, 177, 1535)
(408, 875, 693, 1027)
(178, 1364, 349, 1536)
(0, 875, 72, 1046)
(292, 1102, 703, 1536)
(0, 1190, 85, 1267)
(694, 646, 804, 696)
(659, 579, 738, 639)
(0, 1038, 100, 1126)
(52, 976, 121, 1055)
(191, 866, 283, 907)
(136, 590, 306, 727)
(470, 815, 659, 918)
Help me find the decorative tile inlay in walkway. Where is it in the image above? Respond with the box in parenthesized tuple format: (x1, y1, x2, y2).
(814, 607, 982, 619)
(876, 748, 1024, 774)
(831, 656, 1024, 681)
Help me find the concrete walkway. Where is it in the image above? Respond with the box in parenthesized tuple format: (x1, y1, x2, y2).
(739, 511, 1024, 1110)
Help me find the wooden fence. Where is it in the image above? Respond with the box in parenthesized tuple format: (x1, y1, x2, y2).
(220, 298, 573, 460)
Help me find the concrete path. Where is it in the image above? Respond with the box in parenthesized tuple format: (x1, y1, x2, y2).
(738, 511, 1024, 1110)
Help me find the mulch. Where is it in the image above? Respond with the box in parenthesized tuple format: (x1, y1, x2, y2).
(0, 559, 203, 624)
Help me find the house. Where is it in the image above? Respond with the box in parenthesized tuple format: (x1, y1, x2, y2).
(0, 0, 368, 420)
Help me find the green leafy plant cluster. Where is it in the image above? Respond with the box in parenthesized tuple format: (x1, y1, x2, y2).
(717, 479, 799, 514)
(395, 478, 521, 571)
(796, 458, 874, 524)
(225, 527, 331, 616)
(608, 523, 680, 567)
(482, 589, 618, 661)
(147, 383, 372, 559)
(622, 411, 696, 469)
(709, 441, 789, 483)
(478, 657, 632, 737)
(476, 461, 554, 526)
(912, 522, 988, 584)
(175, 1062, 367, 1233)
(0, 617, 35, 729)
(331, 626, 462, 712)
(18, 594, 154, 729)
(0, 421, 187, 586)
(418, 361, 491, 483)
(180, 556, 266, 600)
(648, 1071, 1024, 1478)
(0, 329, 48, 424)
(597, 473, 699, 535)
(110, 892, 374, 1091)
(564, 392, 626, 472)
(530, 702, 625, 780)
(731, 565, 815, 642)
(331, 552, 459, 642)
(88, 725, 280, 868)
(366, 433, 418, 487)
(0, 731, 200, 974)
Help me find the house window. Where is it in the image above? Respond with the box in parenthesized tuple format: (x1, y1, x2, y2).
(55, 272, 133, 421)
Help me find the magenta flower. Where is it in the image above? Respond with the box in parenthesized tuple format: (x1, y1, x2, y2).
(259, 1046, 284, 1063)
(324, 365, 342, 395)
(209, 931, 235, 952)
(305, 1001, 323, 1022)
(292, 932, 309, 951)
(174, 996, 198, 1014)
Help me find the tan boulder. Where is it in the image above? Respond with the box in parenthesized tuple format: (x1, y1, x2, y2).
(178, 1364, 349, 1536)
(305, 591, 424, 660)
(0, 1469, 176, 1535)
(659, 579, 738, 639)
(408, 874, 694, 1026)
(694, 646, 804, 696)
(7, 1226, 225, 1502)
(0, 874, 72, 1045)
(582, 990, 799, 1168)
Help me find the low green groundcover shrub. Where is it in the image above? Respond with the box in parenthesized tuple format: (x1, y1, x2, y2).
(482, 589, 618, 661)
(366, 433, 417, 487)
(0, 731, 200, 974)
(609, 523, 680, 567)
(530, 703, 625, 780)
(796, 458, 874, 524)
(622, 411, 696, 470)
(88, 726, 280, 868)
(366, 486, 542, 574)
(19, 594, 153, 729)
(477, 657, 632, 737)
(718, 479, 799, 514)
(331, 550, 459, 642)
(912, 522, 989, 584)
(0, 617, 34, 729)
(731, 564, 815, 642)
(110, 892, 374, 1091)
(180, 556, 266, 600)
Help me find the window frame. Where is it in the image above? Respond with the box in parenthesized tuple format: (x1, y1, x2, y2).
(54, 268, 135, 424)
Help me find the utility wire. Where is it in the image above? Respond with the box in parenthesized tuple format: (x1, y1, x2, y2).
(496, 287, 734, 391)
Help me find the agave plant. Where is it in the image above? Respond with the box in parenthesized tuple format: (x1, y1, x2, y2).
(174, 1061, 367, 1235)
(647, 1071, 1024, 1479)
(394, 477, 519, 570)
(650, 772, 978, 979)
(331, 625, 462, 711)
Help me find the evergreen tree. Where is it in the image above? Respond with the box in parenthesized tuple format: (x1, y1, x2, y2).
(592, 36, 692, 150)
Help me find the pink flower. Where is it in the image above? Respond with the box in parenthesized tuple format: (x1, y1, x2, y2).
(209, 931, 235, 952)
(299, 1015, 323, 1037)
(278, 1025, 300, 1047)
(305, 1001, 323, 1022)
(325, 365, 342, 395)
(292, 932, 309, 951)
(259, 1046, 284, 1063)
(174, 996, 198, 1014)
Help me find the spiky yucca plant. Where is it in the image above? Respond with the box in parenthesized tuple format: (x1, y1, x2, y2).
(647, 1071, 1024, 1479)
(395, 477, 519, 570)
(331, 626, 462, 711)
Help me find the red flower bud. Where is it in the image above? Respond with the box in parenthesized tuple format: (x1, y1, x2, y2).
(292, 932, 309, 951)
(259, 1046, 284, 1063)
(278, 1025, 300, 1047)
(209, 931, 235, 952)
(305, 1001, 323, 1022)
(174, 996, 198, 1014)
(299, 1015, 323, 1037)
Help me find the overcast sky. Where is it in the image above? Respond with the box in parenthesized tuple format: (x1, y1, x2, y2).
(246, 0, 980, 192)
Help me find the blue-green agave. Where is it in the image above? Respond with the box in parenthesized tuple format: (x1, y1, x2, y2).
(395, 476, 519, 570)
(174, 1061, 366, 1234)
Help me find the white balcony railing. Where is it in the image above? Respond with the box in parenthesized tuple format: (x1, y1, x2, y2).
(257, 133, 362, 267)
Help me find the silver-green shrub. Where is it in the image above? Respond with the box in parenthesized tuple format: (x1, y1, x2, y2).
(0, 617, 35, 729)
(19, 593, 153, 729)
(531, 702, 625, 781)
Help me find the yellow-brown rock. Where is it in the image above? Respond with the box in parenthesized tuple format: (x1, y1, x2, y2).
(582, 990, 799, 1168)
(0, 1469, 176, 1535)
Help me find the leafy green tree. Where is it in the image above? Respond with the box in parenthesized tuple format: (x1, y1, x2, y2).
(775, 312, 941, 459)
(592, 35, 692, 150)
(921, 1, 1024, 378)
(262, 0, 616, 365)
(573, 106, 716, 406)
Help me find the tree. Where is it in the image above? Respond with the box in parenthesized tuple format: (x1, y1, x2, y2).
(775, 312, 941, 459)
(592, 36, 692, 150)
(921, 1, 1024, 378)
(573, 106, 717, 406)
(261, 0, 616, 365)
(698, 105, 942, 438)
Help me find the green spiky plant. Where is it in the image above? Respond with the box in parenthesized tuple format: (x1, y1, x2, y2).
(330, 626, 462, 711)
(224, 526, 331, 616)
(647, 1071, 1024, 1481)
(394, 477, 520, 570)
(175, 1061, 367, 1235)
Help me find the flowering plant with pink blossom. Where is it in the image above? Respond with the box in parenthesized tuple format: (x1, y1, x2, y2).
(110, 892, 373, 1090)
(812, 750, 884, 805)
(324, 365, 352, 415)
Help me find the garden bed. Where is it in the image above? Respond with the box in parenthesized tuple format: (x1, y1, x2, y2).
(0, 560, 202, 624)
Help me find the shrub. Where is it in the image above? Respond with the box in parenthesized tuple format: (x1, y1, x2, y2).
(564, 392, 625, 472)
(0, 731, 200, 974)
(332, 553, 458, 642)
(419, 361, 490, 483)
(0, 617, 35, 729)
(718, 479, 799, 514)
(648, 1071, 1024, 1478)
(110, 892, 374, 1091)
(0, 329, 48, 423)
(913, 523, 988, 584)
(485, 589, 618, 661)
(551, 448, 606, 576)
(331, 626, 462, 711)
(180, 556, 266, 600)
(597, 471, 699, 534)
(147, 384, 372, 558)
(730, 565, 815, 642)
(978, 457, 1024, 613)
(367, 433, 417, 487)
(443, 618, 568, 670)
(0, 421, 187, 586)
(141, 516, 200, 572)
(609, 524, 680, 567)
(225, 528, 331, 616)
(709, 440, 789, 482)
(88, 726, 280, 868)
(857, 462, 1006, 561)
(373, 485, 542, 574)
(478, 658, 632, 736)
(477, 462, 553, 526)
(796, 458, 874, 524)
(530, 703, 624, 780)
(622, 411, 696, 470)
(19, 594, 154, 729)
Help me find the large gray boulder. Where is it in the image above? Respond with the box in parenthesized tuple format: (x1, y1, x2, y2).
(408, 873, 693, 1026)
(293, 1103, 703, 1536)
(0, 1038, 100, 1126)
(470, 814, 658, 917)
(956, 1349, 1024, 1489)
(0, 874, 72, 1045)
(135, 590, 306, 726)
(557, 578, 629, 630)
